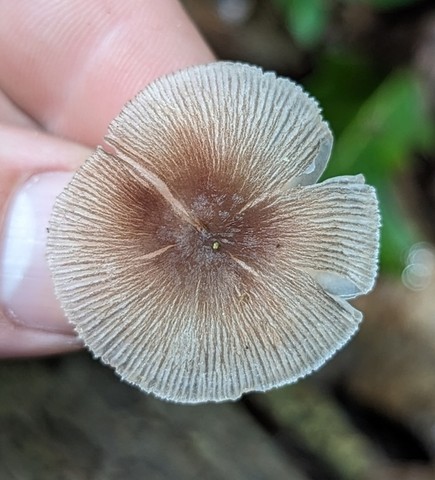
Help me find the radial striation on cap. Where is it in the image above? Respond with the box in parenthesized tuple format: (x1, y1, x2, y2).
(47, 62, 380, 403)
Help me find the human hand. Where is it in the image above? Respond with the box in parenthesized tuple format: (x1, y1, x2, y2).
(0, 0, 214, 357)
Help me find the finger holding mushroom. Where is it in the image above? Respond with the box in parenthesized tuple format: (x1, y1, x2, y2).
(47, 62, 380, 403)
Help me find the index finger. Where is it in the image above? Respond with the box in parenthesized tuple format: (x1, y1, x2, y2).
(0, 0, 214, 146)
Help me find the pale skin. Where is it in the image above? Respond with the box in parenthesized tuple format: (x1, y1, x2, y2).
(0, 0, 214, 357)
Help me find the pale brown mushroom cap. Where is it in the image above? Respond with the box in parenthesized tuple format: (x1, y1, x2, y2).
(47, 62, 380, 403)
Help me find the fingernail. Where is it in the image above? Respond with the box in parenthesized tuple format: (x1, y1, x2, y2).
(0, 172, 76, 335)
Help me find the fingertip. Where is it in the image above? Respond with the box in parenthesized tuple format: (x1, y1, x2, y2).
(1, 172, 75, 336)
(0, 127, 90, 357)
(0, 0, 215, 145)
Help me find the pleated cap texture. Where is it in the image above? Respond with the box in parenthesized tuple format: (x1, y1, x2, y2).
(47, 62, 380, 403)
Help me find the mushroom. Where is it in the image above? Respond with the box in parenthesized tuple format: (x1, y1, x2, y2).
(47, 62, 380, 403)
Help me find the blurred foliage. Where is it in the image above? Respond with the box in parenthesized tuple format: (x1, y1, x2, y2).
(275, 0, 421, 49)
(275, 0, 435, 274)
(274, 0, 330, 47)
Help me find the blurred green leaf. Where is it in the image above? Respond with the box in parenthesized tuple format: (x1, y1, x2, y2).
(376, 185, 416, 274)
(326, 70, 432, 179)
(275, 0, 329, 47)
(305, 53, 382, 136)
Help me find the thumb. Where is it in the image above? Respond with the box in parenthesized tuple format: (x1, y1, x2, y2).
(0, 126, 89, 357)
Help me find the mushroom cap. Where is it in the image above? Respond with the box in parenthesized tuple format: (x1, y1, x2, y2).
(47, 62, 380, 403)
